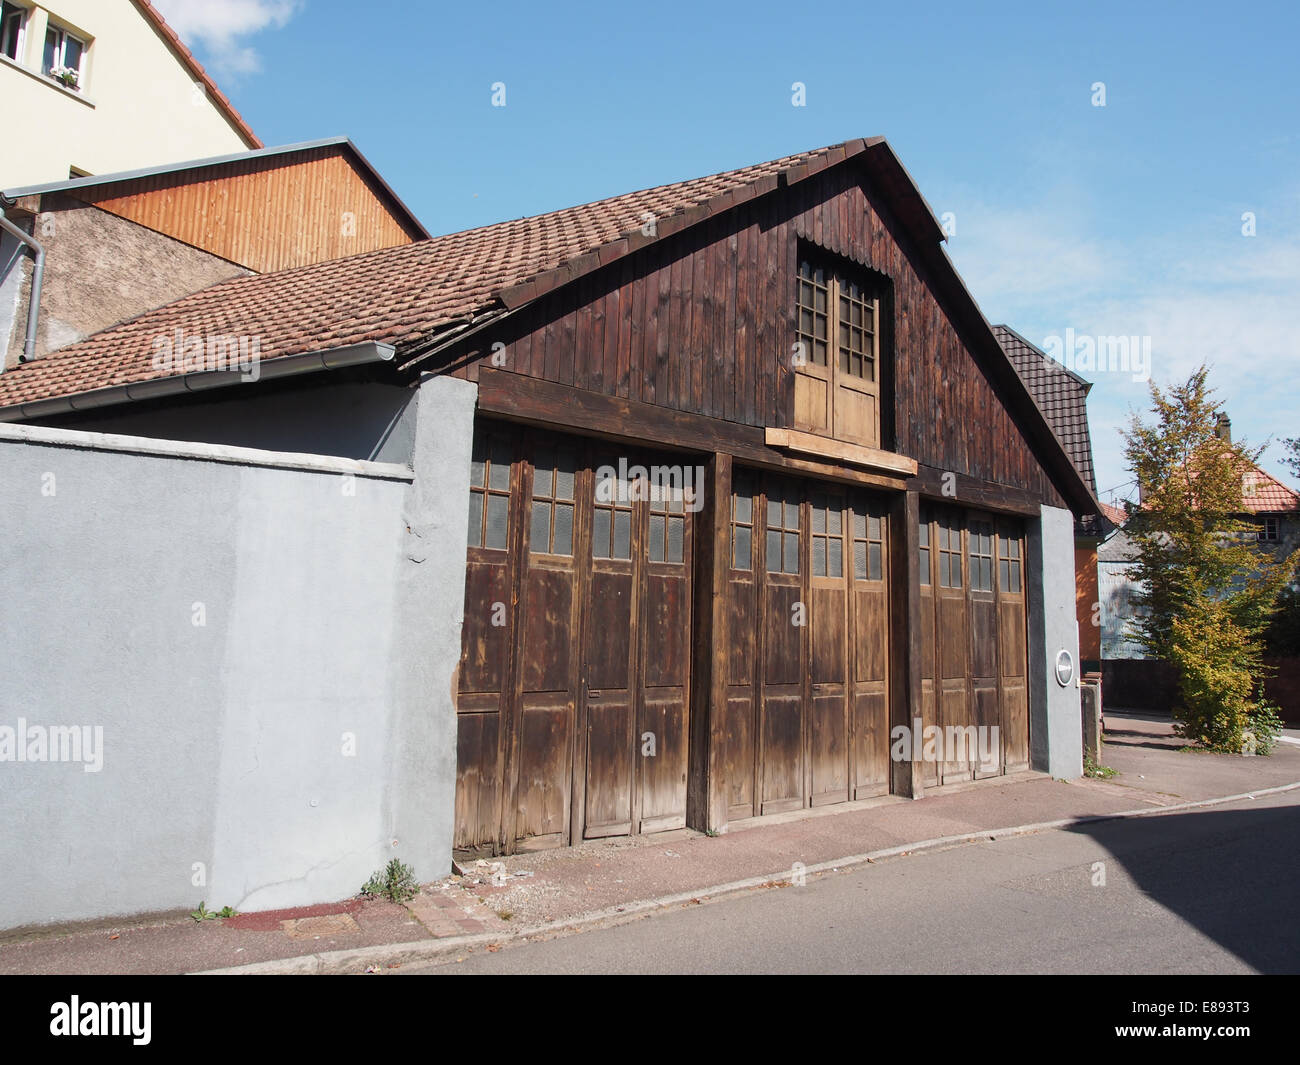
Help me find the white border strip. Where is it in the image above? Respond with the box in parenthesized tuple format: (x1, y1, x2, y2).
(0, 421, 414, 482)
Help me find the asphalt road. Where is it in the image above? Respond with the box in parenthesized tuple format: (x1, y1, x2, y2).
(406, 791, 1300, 975)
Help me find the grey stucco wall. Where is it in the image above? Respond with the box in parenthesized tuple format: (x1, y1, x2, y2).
(3, 196, 248, 369)
(1027, 504, 1084, 779)
(0, 375, 475, 931)
(51, 379, 420, 464)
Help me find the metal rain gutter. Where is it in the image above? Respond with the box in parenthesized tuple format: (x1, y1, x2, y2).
(0, 340, 395, 422)
(0, 207, 46, 368)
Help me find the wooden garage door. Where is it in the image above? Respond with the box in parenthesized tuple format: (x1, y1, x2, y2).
(917, 505, 1028, 784)
(723, 470, 890, 820)
(453, 425, 693, 855)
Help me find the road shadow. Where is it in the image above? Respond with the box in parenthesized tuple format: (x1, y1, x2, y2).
(1067, 804, 1300, 973)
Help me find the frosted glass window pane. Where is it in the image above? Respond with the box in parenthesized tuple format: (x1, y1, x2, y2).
(668, 516, 684, 563)
(614, 510, 631, 559)
(554, 505, 573, 556)
(486, 494, 508, 550)
(828, 541, 842, 578)
(649, 515, 665, 562)
(593, 509, 611, 558)
(468, 496, 482, 547)
(530, 501, 551, 553)
(734, 525, 751, 570)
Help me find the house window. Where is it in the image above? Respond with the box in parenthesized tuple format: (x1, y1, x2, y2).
(998, 524, 1023, 593)
(731, 473, 754, 571)
(468, 434, 512, 551)
(968, 520, 994, 592)
(1, 2, 24, 62)
(794, 253, 882, 447)
(528, 445, 576, 557)
(811, 491, 844, 578)
(1258, 516, 1280, 543)
(43, 22, 86, 89)
(766, 482, 801, 575)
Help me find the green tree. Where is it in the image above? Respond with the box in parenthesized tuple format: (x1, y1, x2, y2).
(1281, 437, 1300, 479)
(1122, 366, 1298, 751)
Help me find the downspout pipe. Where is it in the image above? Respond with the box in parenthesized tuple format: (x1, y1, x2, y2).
(0, 207, 45, 368)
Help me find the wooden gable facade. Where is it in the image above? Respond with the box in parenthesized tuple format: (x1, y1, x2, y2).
(435, 145, 1091, 855)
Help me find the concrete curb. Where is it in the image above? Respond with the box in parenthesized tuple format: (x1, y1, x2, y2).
(191, 779, 1300, 975)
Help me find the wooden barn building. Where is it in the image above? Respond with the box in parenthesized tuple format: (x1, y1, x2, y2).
(0, 137, 1096, 869)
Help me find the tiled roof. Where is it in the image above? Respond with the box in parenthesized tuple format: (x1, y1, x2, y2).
(1099, 501, 1128, 526)
(0, 145, 840, 410)
(1241, 467, 1300, 513)
(993, 325, 1097, 494)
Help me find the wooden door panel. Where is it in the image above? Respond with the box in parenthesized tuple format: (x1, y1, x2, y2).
(521, 567, 573, 693)
(972, 684, 1000, 779)
(764, 582, 802, 685)
(514, 699, 571, 847)
(1002, 683, 1029, 771)
(638, 693, 688, 831)
(761, 693, 803, 812)
(725, 694, 756, 818)
(642, 573, 687, 687)
(811, 586, 846, 683)
(854, 691, 889, 797)
(585, 570, 632, 690)
(459, 560, 512, 693)
(809, 692, 849, 803)
(453, 711, 500, 851)
(584, 695, 634, 836)
(969, 598, 997, 683)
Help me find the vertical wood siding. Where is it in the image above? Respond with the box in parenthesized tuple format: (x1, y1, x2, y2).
(70, 147, 421, 272)
(459, 161, 1067, 509)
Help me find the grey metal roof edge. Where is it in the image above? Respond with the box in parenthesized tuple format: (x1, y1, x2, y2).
(1, 136, 430, 239)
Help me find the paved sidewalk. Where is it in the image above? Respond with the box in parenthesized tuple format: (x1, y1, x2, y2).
(2, 712, 1296, 975)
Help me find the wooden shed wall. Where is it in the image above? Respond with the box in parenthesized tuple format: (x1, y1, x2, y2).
(454, 161, 1067, 510)
(68, 146, 422, 272)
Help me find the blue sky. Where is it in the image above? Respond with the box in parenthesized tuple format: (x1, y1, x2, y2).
(157, 0, 1300, 501)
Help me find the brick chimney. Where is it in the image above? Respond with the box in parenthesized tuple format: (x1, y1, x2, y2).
(1216, 413, 1232, 442)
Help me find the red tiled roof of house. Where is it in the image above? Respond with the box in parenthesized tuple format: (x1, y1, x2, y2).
(0, 145, 843, 410)
(1241, 467, 1300, 513)
(1099, 501, 1128, 526)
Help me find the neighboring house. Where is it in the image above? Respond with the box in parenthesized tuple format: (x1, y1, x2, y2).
(994, 325, 1107, 671)
(1099, 416, 1300, 699)
(0, 138, 1100, 925)
(0, 0, 259, 189)
(0, 137, 429, 370)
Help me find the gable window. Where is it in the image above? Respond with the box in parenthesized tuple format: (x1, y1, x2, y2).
(43, 22, 85, 89)
(1, 2, 24, 62)
(794, 253, 882, 448)
(1258, 516, 1279, 543)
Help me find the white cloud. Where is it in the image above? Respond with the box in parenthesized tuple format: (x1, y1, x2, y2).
(943, 192, 1300, 503)
(153, 0, 301, 75)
